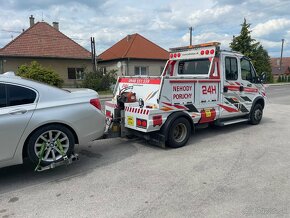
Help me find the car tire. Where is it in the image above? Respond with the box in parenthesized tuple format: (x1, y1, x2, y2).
(27, 124, 75, 166)
(166, 117, 191, 148)
(249, 104, 263, 125)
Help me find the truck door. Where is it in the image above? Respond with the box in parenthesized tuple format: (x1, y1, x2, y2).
(239, 57, 260, 112)
(220, 55, 242, 118)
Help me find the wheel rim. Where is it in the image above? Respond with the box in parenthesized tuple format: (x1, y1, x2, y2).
(173, 123, 187, 143)
(254, 109, 262, 121)
(34, 130, 70, 162)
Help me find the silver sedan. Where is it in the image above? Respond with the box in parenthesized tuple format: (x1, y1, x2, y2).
(0, 72, 105, 169)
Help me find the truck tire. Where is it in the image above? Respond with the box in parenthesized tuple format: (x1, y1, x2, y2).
(249, 104, 263, 125)
(166, 117, 191, 148)
(27, 124, 75, 166)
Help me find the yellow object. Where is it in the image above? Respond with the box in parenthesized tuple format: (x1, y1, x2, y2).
(205, 109, 212, 118)
(127, 116, 134, 126)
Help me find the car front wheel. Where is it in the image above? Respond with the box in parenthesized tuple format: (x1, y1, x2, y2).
(249, 104, 263, 125)
(27, 124, 75, 166)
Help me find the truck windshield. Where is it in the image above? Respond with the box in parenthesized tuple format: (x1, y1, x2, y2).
(178, 58, 211, 75)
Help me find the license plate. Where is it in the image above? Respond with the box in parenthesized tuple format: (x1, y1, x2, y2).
(127, 116, 134, 126)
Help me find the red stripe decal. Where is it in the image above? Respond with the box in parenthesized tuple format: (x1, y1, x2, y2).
(146, 110, 149, 115)
(169, 80, 197, 83)
(162, 102, 173, 107)
(137, 108, 140, 113)
(118, 78, 161, 84)
(218, 104, 239, 112)
(225, 85, 240, 91)
(244, 87, 258, 93)
(143, 110, 146, 114)
(174, 104, 188, 110)
(198, 79, 220, 83)
(140, 109, 143, 114)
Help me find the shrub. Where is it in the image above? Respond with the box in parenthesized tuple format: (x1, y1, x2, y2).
(17, 61, 63, 87)
(82, 69, 117, 91)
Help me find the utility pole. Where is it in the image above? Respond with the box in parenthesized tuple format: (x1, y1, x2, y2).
(90, 37, 97, 73)
(279, 39, 284, 71)
(189, 27, 193, 46)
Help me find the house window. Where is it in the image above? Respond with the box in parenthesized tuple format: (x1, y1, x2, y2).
(135, 66, 147, 76)
(68, 68, 84, 80)
(100, 67, 107, 75)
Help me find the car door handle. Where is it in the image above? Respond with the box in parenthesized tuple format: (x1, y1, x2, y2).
(9, 109, 28, 115)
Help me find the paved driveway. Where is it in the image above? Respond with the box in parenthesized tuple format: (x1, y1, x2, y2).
(0, 85, 289, 218)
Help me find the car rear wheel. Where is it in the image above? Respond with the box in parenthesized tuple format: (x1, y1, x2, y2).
(249, 104, 263, 125)
(166, 117, 191, 148)
(27, 124, 75, 165)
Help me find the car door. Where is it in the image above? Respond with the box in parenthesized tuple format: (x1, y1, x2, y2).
(0, 83, 37, 162)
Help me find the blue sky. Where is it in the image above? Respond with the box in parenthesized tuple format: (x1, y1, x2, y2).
(0, 0, 289, 57)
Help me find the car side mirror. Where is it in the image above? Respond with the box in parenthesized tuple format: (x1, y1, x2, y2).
(260, 72, 266, 83)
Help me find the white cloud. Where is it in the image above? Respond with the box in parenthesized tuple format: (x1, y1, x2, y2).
(252, 18, 290, 37)
(0, 0, 290, 57)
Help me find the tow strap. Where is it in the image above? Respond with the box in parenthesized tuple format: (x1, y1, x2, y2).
(34, 140, 78, 172)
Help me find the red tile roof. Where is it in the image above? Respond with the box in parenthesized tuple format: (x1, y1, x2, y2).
(98, 33, 169, 61)
(270, 57, 290, 75)
(0, 22, 91, 59)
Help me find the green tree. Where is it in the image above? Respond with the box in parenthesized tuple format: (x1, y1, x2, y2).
(230, 18, 273, 83)
(82, 69, 117, 91)
(17, 61, 63, 87)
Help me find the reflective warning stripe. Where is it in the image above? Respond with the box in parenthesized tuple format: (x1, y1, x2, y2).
(125, 106, 150, 115)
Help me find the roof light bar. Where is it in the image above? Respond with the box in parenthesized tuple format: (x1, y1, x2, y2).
(169, 42, 220, 52)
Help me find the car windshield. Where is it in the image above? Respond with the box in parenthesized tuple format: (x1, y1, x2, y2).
(178, 58, 211, 75)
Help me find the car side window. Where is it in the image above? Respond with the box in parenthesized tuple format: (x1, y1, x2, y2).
(7, 84, 36, 107)
(241, 58, 257, 83)
(0, 84, 7, 108)
(225, 57, 238, 80)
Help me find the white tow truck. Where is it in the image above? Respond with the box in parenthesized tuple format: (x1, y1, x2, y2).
(105, 42, 266, 148)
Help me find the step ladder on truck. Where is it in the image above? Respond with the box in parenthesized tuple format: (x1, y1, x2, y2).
(104, 42, 267, 148)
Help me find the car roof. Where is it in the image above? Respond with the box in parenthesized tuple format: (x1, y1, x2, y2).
(0, 73, 69, 101)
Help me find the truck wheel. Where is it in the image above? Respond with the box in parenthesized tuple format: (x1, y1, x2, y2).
(166, 117, 191, 148)
(249, 104, 263, 125)
(27, 124, 75, 166)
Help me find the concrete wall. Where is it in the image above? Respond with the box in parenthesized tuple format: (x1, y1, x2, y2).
(97, 59, 167, 77)
(0, 57, 92, 87)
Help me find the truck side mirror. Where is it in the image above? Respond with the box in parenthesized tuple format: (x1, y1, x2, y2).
(260, 72, 266, 83)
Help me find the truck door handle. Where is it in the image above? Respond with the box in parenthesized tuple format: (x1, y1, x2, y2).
(223, 86, 228, 93)
(9, 109, 28, 115)
(239, 86, 244, 92)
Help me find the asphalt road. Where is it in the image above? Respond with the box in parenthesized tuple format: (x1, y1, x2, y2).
(0, 85, 290, 218)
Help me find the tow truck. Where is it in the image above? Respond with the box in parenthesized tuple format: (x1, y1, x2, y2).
(105, 42, 266, 148)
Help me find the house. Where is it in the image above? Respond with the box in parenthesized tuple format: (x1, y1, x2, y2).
(270, 57, 290, 80)
(0, 16, 92, 87)
(97, 33, 169, 76)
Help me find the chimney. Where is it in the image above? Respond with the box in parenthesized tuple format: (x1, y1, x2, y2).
(52, 22, 59, 30)
(29, 15, 35, 27)
(126, 35, 130, 42)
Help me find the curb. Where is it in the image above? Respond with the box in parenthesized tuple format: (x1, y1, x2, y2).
(266, 83, 290, 86)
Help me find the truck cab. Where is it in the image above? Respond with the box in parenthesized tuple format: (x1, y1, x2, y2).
(105, 42, 266, 148)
